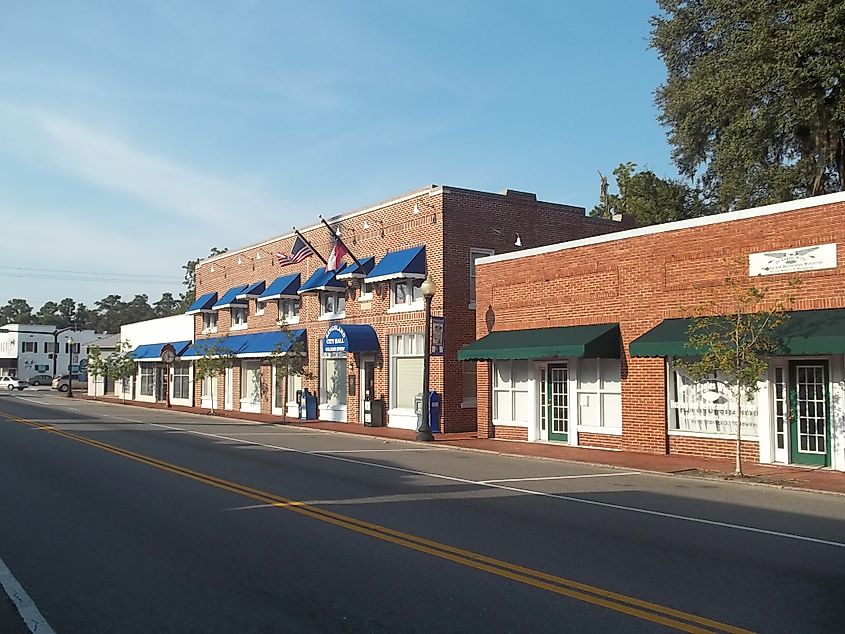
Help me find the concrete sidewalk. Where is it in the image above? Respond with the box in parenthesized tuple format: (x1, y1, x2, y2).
(84, 395, 845, 495)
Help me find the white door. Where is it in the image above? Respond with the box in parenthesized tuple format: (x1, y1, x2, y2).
(224, 366, 234, 410)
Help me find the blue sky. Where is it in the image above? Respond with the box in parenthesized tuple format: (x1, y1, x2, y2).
(0, 0, 674, 310)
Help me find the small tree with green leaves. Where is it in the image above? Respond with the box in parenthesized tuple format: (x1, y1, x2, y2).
(194, 340, 236, 414)
(106, 340, 137, 403)
(676, 274, 796, 476)
(268, 319, 312, 418)
(86, 345, 106, 398)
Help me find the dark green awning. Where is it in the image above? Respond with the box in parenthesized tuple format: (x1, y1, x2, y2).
(629, 309, 845, 358)
(458, 324, 620, 361)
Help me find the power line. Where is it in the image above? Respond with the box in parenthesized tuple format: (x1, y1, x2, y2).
(0, 272, 179, 284)
(0, 265, 176, 281)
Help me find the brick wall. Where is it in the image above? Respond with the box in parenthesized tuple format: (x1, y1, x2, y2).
(474, 196, 845, 457)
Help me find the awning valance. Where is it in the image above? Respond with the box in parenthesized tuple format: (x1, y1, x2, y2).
(258, 274, 301, 302)
(364, 246, 426, 283)
(458, 324, 620, 361)
(236, 281, 266, 299)
(298, 269, 345, 294)
(131, 341, 192, 362)
(629, 308, 845, 357)
(322, 324, 379, 353)
(213, 285, 249, 310)
(335, 256, 376, 281)
(185, 291, 217, 314)
(181, 330, 306, 360)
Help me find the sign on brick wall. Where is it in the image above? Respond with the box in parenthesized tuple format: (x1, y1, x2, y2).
(749, 243, 837, 276)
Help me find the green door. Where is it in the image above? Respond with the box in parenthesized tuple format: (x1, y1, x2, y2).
(547, 364, 569, 442)
(788, 360, 830, 466)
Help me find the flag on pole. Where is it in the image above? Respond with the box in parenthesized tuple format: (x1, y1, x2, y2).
(274, 236, 314, 266)
(325, 238, 349, 272)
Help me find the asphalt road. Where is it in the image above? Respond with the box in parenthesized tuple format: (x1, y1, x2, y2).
(1, 390, 844, 633)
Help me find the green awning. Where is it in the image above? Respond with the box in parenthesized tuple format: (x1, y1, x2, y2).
(458, 324, 620, 361)
(629, 309, 845, 358)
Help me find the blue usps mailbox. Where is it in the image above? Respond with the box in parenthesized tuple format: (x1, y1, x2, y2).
(428, 390, 441, 433)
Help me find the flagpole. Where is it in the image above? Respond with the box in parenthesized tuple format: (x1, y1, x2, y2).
(292, 226, 328, 266)
(318, 215, 363, 269)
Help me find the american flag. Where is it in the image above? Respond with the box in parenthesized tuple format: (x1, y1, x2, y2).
(275, 236, 314, 266)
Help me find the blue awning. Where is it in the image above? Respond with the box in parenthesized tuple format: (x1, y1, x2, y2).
(322, 324, 380, 353)
(181, 330, 306, 359)
(258, 273, 301, 302)
(131, 340, 192, 361)
(298, 268, 345, 294)
(236, 281, 266, 299)
(185, 291, 218, 314)
(335, 256, 376, 280)
(212, 285, 249, 309)
(365, 245, 426, 283)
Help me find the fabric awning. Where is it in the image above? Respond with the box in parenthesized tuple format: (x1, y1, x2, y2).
(258, 274, 301, 302)
(185, 291, 218, 314)
(131, 341, 192, 362)
(212, 285, 249, 310)
(364, 246, 426, 283)
(298, 268, 345, 294)
(335, 256, 376, 280)
(236, 281, 266, 299)
(629, 308, 845, 357)
(322, 324, 379, 353)
(458, 324, 620, 361)
(181, 330, 306, 359)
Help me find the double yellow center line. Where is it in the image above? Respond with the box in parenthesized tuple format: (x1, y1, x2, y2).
(3, 411, 751, 633)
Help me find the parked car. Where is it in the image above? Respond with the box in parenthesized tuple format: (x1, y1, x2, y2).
(0, 376, 28, 391)
(51, 374, 86, 392)
(27, 374, 54, 386)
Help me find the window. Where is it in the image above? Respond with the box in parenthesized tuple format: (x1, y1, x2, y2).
(469, 248, 494, 306)
(278, 298, 301, 324)
(669, 363, 758, 437)
(22, 341, 37, 353)
(576, 359, 621, 431)
(390, 279, 423, 310)
(360, 280, 373, 302)
(44, 342, 57, 353)
(231, 306, 248, 329)
(240, 361, 261, 404)
(255, 302, 265, 317)
(320, 292, 346, 319)
(172, 362, 191, 400)
(274, 367, 303, 409)
(65, 342, 81, 354)
(201, 376, 213, 398)
(321, 353, 347, 406)
(389, 333, 424, 410)
(493, 360, 530, 423)
(202, 312, 217, 333)
(139, 364, 155, 397)
(462, 361, 477, 407)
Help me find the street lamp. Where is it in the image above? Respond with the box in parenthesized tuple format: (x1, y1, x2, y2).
(66, 336, 74, 398)
(417, 276, 436, 442)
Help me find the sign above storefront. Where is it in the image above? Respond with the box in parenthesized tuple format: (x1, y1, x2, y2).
(749, 243, 837, 276)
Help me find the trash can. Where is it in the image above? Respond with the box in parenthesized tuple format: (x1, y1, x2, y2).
(367, 398, 385, 427)
(303, 393, 318, 420)
(428, 391, 441, 433)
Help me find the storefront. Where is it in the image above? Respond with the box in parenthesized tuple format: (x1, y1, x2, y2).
(319, 324, 380, 423)
(129, 340, 193, 406)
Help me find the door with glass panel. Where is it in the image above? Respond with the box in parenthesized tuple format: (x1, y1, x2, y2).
(788, 360, 830, 466)
(224, 366, 234, 410)
(546, 363, 569, 442)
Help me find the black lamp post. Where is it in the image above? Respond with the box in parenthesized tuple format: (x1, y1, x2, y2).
(66, 336, 74, 398)
(416, 276, 436, 442)
(52, 326, 73, 378)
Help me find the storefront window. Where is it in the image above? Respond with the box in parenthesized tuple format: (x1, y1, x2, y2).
(240, 361, 261, 404)
(172, 362, 191, 400)
(274, 366, 303, 409)
(493, 360, 530, 423)
(576, 359, 621, 430)
(669, 365, 758, 437)
(390, 333, 423, 410)
(139, 364, 155, 397)
(462, 361, 477, 407)
(321, 353, 347, 406)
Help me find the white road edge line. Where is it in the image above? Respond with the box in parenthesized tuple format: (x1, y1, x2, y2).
(18, 402, 845, 550)
(0, 556, 56, 634)
(311, 449, 447, 454)
(481, 472, 640, 483)
(140, 421, 845, 550)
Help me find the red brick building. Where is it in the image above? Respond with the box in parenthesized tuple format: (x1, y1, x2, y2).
(183, 185, 628, 432)
(461, 192, 845, 471)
